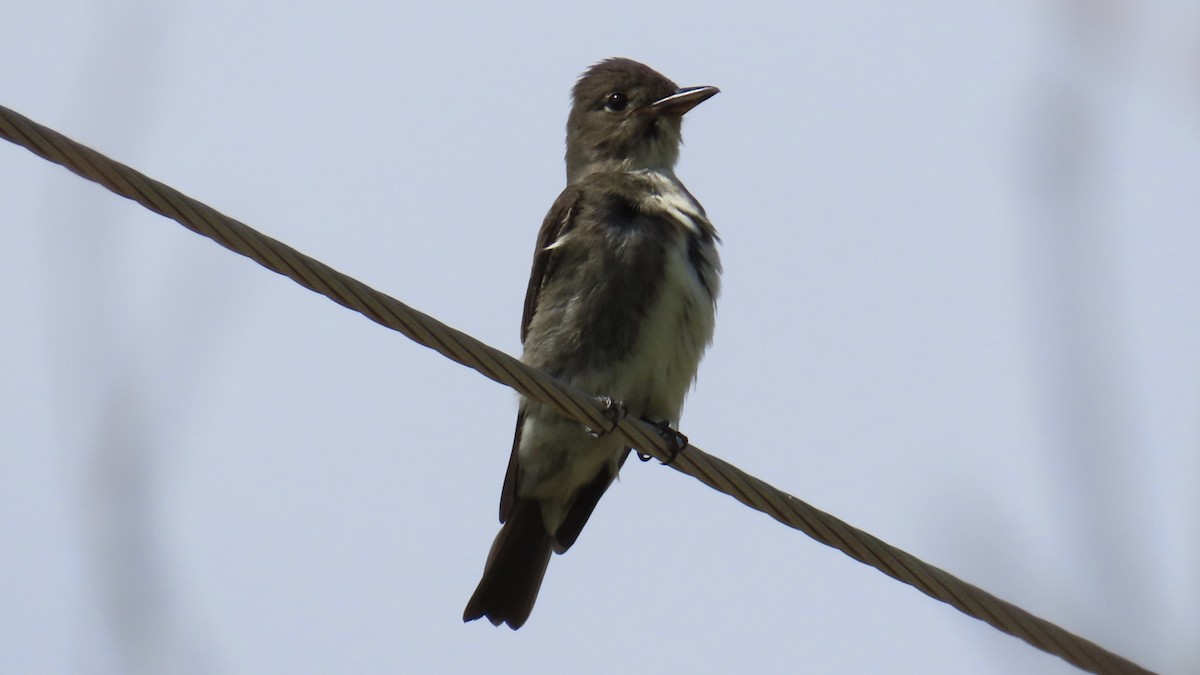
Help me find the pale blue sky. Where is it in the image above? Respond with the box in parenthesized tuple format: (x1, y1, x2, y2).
(2, 2, 1197, 673)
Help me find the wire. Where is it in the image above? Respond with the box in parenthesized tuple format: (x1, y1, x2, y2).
(0, 104, 1156, 675)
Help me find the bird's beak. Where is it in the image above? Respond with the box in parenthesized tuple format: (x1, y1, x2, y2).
(650, 86, 720, 117)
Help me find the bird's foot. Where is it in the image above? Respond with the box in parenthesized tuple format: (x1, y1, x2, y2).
(585, 396, 627, 438)
(636, 420, 689, 465)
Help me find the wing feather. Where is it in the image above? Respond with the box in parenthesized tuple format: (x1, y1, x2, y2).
(500, 187, 582, 522)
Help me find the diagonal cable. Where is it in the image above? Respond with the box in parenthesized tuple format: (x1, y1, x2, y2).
(0, 104, 1155, 675)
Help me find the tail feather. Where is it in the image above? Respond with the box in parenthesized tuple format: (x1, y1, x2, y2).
(463, 499, 552, 629)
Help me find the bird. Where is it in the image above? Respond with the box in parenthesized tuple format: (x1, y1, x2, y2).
(463, 57, 721, 629)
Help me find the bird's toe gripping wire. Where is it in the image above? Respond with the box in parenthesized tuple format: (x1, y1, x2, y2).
(585, 396, 628, 439)
(636, 420, 688, 465)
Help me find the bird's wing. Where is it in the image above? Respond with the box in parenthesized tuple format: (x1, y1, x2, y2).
(520, 187, 582, 342)
(500, 187, 582, 523)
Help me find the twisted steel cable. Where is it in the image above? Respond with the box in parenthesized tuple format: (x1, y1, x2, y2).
(0, 104, 1154, 675)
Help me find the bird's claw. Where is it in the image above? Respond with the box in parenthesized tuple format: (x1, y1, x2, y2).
(585, 396, 627, 438)
(636, 420, 688, 465)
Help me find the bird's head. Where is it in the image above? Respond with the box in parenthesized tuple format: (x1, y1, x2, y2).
(565, 58, 718, 182)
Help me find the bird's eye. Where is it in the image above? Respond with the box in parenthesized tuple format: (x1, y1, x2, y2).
(604, 92, 628, 112)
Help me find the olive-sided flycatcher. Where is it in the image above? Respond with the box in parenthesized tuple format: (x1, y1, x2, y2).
(463, 58, 721, 629)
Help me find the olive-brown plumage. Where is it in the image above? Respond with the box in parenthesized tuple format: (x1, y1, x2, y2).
(464, 58, 720, 629)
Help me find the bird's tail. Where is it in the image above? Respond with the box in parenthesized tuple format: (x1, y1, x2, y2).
(463, 499, 553, 629)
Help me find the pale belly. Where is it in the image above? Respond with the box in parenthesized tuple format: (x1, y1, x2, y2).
(517, 237, 716, 527)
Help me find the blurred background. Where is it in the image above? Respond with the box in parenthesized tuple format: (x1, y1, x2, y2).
(2, 1, 1197, 673)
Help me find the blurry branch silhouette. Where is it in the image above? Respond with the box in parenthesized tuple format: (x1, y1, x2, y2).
(1026, 0, 1164, 633)
(0, 104, 1155, 675)
(53, 6, 219, 672)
